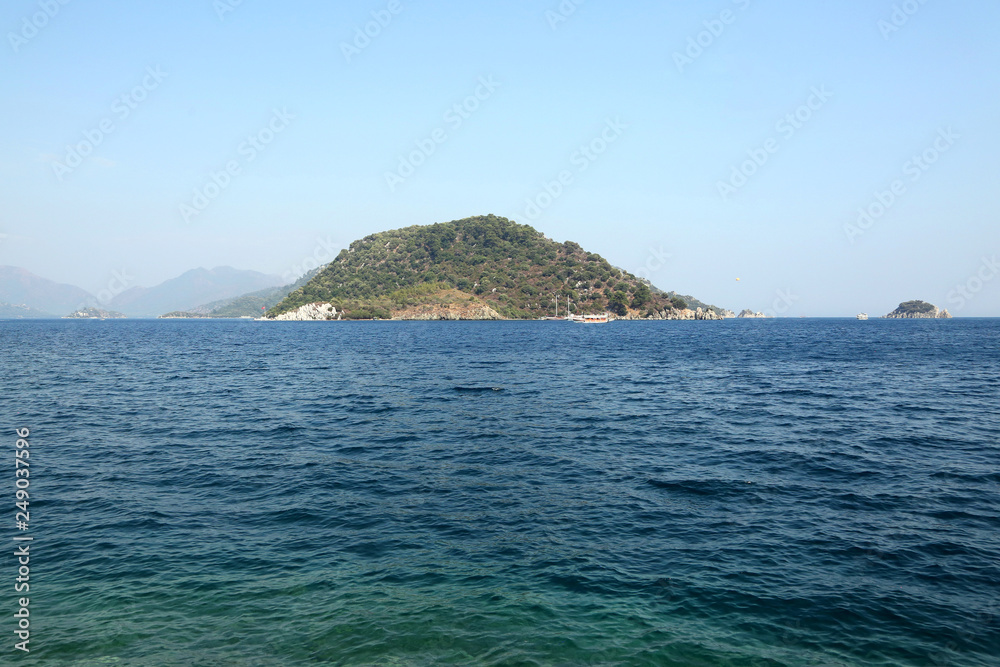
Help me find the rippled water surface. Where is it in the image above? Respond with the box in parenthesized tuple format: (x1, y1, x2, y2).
(2, 318, 999, 665)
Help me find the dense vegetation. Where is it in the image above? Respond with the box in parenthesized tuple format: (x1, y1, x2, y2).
(894, 300, 936, 315)
(270, 215, 715, 320)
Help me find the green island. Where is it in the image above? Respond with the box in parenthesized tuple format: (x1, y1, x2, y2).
(268, 215, 723, 320)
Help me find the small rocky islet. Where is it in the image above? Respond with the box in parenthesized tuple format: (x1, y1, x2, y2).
(883, 300, 952, 319)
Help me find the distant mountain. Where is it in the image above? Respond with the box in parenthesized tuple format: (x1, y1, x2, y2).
(109, 267, 284, 318)
(0, 302, 56, 319)
(270, 215, 724, 320)
(160, 268, 322, 318)
(0, 266, 94, 316)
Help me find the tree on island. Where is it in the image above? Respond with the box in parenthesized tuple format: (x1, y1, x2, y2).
(630, 283, 651, 309)
(608, 291, 629, 316)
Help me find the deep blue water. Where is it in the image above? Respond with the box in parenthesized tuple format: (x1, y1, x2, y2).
(2, 318, 999, 666)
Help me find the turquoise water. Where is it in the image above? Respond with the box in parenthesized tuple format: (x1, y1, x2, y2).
(2, 319, 998, 665)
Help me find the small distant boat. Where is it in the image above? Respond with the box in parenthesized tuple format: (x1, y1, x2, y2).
(857, 313, 868, 320)
(572, 313, 610, 324)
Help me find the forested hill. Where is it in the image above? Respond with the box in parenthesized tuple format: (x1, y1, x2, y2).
(269, 215, 705, 320)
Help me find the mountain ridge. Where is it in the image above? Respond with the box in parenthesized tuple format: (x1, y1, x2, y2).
(0, 266, 94, 316)
(160, 267, 322, 318)
(0, 265, 286, 318)
(109, 266, 284, 317)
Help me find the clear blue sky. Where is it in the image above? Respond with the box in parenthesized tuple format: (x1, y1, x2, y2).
(2, 0, 998, 316)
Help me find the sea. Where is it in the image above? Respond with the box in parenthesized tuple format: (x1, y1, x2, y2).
(1, 318, 998, 666)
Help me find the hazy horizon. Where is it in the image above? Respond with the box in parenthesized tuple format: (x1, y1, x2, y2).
(2, 1, 998, 317)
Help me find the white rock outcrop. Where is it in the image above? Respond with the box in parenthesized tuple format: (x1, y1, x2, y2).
(270, 303, 339, 321)
(616, 307, 724, 321)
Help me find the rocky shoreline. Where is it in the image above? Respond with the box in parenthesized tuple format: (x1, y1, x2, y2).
(617, 307, 725, 321)
(883, 309, 952, 319)
(269, 303, 340, 321)
(264, 302, 505, 321)
(266, 302, 736, 321)
(392, 304, 503, 321)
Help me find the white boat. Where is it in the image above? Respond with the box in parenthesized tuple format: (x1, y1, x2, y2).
(857, 313, 868, 320)
(572, 313, 610, 324)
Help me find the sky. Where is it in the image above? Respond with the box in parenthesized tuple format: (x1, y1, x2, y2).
(1, 0, 998, 316)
